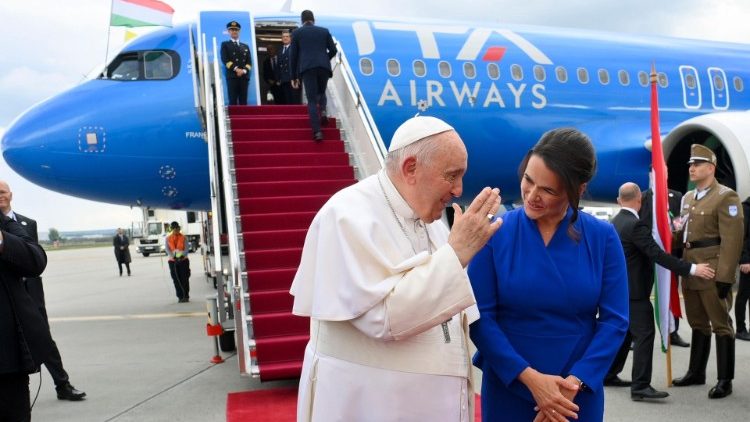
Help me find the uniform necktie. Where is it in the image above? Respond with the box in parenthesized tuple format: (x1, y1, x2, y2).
(283, 45, 288, 54)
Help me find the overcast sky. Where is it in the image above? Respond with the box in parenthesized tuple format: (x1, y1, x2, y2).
(1, 0, 749, 232)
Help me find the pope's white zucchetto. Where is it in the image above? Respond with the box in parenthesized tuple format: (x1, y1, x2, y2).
(387, 116, 455, 152)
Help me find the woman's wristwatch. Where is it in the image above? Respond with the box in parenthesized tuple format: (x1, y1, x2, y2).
(570, 375, 589, 392)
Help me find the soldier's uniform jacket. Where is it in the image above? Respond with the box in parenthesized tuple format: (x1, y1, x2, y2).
(220, 40, 252, 80)
(674, 179, 744, 290)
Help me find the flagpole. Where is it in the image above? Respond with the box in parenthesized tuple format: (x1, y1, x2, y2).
(104, 0, 115, 78)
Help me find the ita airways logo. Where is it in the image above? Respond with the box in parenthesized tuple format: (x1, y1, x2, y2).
(351, 21, 552, 64)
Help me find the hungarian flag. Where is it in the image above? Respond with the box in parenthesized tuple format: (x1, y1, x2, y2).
(649, 65, 674, 352)
(111, 0, 174, 27)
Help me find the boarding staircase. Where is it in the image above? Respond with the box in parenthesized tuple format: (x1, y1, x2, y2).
(231, 105, 355, 380)
(194, 28, 387, 380)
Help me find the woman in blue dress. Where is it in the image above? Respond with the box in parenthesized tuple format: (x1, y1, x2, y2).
(468, 128, 629, 421)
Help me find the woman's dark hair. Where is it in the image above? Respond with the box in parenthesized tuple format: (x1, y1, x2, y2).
(517, 128, 597, 241)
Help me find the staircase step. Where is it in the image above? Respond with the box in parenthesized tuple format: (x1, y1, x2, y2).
(243, 229, 307, 251)
(252, 312, 309, 337)
(247, 268, 297, 291)
(237, 180, 355, 198)
(239, 195, 329, 214)
(249, 289, 296, 314)
(229, 105, 308, 115)
(232, 140, 345, 154)
(245, 247, 302, 270)
(232, 127, 341, 141)
(255, 334, 308, 364)
(231, 116, 337, 130)
(240, 211, 317, 231)
(257, 360, 303, 382)
(235, 166, 354, 183)
(233, 152, 350, 168)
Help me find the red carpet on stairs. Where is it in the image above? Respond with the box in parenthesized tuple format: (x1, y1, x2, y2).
(226, 388, 483, 422)
(228, 105, 357, 381)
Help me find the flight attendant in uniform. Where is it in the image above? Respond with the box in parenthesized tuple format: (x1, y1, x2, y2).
(220, 21, 252, 105)
(672, 144, 744, 399)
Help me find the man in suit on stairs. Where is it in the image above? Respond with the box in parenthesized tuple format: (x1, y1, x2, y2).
(277, 30, 301, 105)
(0, 180, 86, 402)
(605, 182, 714, 401)
(290, 10, 337, 142)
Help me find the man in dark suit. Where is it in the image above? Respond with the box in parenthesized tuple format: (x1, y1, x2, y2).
(0, 181, 86, 402)
(277, 30, 301, 105)
(290, 10, 337, 141)
(641, 186, 691, 347)
(605, 182, 714, 401)
(0, 194, 51, 420)
(262, 45, 283, 104)
(113, 228, 131, 276)
(220, 21, 252, 105)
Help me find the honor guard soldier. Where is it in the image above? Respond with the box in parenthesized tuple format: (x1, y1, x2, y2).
(220, 21, 252, 105)
(672, 144, 744, 399)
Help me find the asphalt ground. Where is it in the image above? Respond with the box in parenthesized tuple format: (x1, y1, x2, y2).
(27, 246, 750, 421)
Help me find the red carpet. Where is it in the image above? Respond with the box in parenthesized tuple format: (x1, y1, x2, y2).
(226, 388, 482, 421)
(229, 105, 357, 381)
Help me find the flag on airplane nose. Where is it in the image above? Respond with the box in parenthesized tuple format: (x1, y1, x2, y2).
(649, 64, 674, 353)
(110, 0, 174, 28)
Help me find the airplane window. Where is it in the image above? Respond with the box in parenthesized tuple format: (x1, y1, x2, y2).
(463, 62, 476, 79)
(598, 69, 610, 85)
(685, 74, 697, 89)
(487, 63, 500, 80)
(103, 50, 180, 81)
(555, 66, 568, 83)
(144, 51, 173, 80)
(387, 59, 401, 77)
(713, 75, 725, 91)
(577, 68, 589, 84)
(618, 70, 630, 86)
(413, 60, 426, 77)
(734, 76, 744, 92)
(109, 54, 140, 80)
(359, 58, 374, 76)
(511, 64, 523, 81)
(638, 71, 648, 87)
(439, 61, 452, 78)
(658, 72, 668, 88)
(533, 65, 546, 82)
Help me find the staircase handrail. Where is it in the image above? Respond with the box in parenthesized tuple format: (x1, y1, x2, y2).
(330, 37, 388, 171)
(200, 33, 227, 318)
(210, 36, 251, 375)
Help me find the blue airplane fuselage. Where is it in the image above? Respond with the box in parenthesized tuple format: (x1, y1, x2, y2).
(4, 13, 750, 209)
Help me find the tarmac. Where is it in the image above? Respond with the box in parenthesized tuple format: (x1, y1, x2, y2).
(28, 246, 750, 421)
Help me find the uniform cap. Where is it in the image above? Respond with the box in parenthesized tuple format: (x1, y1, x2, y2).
(170, 221, 181, 230)
(687, 144, 717, 165)
(227, 21, 241, 30)
(388, 116, 454, 152)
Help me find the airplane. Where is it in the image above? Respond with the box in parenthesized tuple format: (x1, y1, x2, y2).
(3, 11, 750, 210)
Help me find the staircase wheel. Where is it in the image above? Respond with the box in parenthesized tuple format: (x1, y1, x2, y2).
(219, 331, 236, 352)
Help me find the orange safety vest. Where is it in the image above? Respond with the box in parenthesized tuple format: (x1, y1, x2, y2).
(167, 232, 187, 260)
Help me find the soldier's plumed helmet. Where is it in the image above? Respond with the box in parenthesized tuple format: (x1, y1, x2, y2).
(687, 144, 717, 165)
(227, 21, 241, 30)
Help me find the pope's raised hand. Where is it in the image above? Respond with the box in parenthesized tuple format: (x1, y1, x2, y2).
(448, 187, 502, 267)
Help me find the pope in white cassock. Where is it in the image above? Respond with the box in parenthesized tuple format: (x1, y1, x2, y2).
(290, 116, 502, 421)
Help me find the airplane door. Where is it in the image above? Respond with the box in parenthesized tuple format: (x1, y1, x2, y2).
(708, 67, 729, 110)
(679, 66, 701, 109)
(199, 11, 261, 105)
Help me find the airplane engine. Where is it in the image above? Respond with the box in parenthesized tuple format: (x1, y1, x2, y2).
(663, 111, 750, 200)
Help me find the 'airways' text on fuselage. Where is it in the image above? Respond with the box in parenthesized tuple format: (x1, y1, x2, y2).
(377, 79, 547, 109)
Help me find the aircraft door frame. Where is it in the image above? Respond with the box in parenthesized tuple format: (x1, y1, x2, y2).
(678, 65, 701, 109)
(708, 67, 729, 110)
